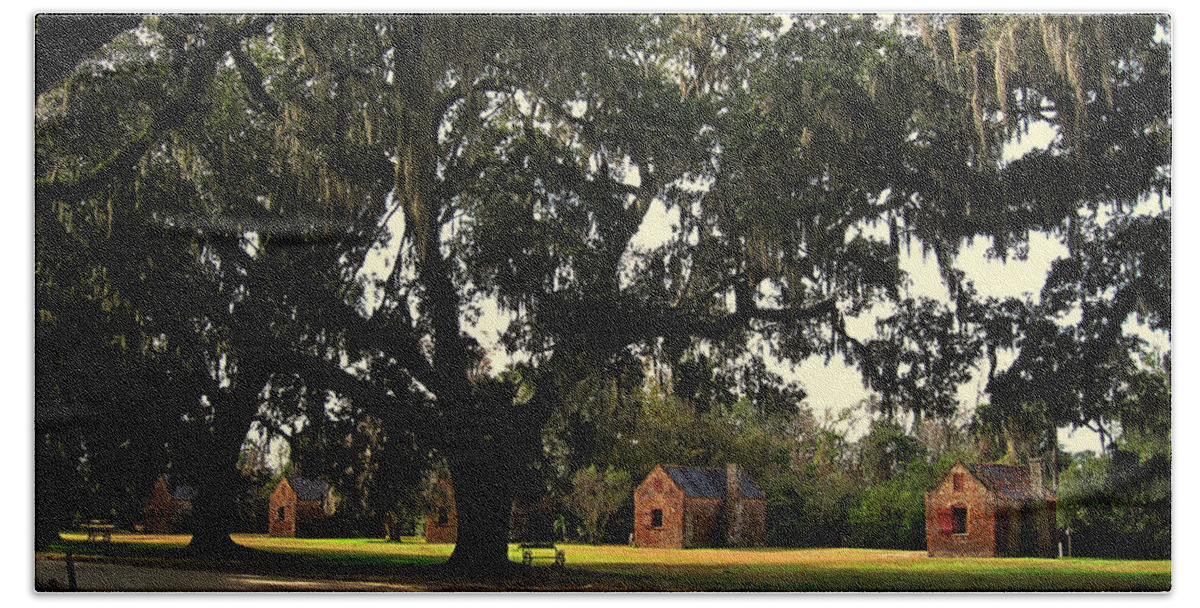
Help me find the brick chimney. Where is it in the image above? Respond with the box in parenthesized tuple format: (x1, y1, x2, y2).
(726, 463, 744, 546)
(1028, 458, 1044, 496)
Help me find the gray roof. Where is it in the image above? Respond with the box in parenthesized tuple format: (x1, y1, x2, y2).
(287, 477, 330, 501)
(161, 475, 196, 501)
(966, 464, 1054, 502)
(662, 466, 765, 500)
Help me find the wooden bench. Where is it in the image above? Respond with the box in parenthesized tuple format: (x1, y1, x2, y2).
(517, 542, 565, 568)
(81, 521, 115, 542)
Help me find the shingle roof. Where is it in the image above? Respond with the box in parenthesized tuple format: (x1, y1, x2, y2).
(287, 477, 330, 501)
(967, 463, 1052, 501)
(662, 466, 766, 500)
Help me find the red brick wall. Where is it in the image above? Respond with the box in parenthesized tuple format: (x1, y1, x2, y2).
(736, 498, 767, 546)
(926, 462, 996, 557)
(994, 500, 1057, 558)
(683, 497, 722, 547)
(169, 498, 192, 530)
(1038, 501, 1059, 558)
(634, 466, 686, 548)
(927, 462, 1059, 558)
(268, 480, 297, 537)
(295, 499, 328, 538)
(425, 480, 458, 543)
(144, 477, 173, 534)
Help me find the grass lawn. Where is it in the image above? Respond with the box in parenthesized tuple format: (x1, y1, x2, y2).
(42, 533, 1170, 592)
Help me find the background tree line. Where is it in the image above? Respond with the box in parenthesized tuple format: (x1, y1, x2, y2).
(35, 13, 1169, 568)
(37, 343, 1170, 559)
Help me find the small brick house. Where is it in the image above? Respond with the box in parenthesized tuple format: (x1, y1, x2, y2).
(424, 478, 458, 543)
(144, 475, 195, 533)
(926, 459, 1058, 558)
(268, 477, 334, 538)
(634, 464, 766, 549)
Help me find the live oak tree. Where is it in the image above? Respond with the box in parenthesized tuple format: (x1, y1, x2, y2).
(35, 16, 384, 553)
(36, 13, 1169, 571)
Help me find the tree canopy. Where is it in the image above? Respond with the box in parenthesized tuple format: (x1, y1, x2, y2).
(35, 13, 1169, 569)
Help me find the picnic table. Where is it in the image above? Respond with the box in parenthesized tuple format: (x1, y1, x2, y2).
(81, 520, 115, 542)
(517, 542, 565, 568)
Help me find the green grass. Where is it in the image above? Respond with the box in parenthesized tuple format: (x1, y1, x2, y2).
(42, 533, 1170, 591)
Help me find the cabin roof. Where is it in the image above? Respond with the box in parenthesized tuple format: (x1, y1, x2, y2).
(161, 475, 196, 501)
(287, 476, 330, 501)
(966, 463, 1053, 501)
(661, 466, 765, 500)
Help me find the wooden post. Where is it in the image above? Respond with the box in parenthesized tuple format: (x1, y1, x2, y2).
(65, 551, 77, 591)
(1052, 429, 1059, 493)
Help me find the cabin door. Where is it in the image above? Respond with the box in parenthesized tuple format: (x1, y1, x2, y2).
(995, 509, 1011, 556)
(1018, 506, 1036, 556)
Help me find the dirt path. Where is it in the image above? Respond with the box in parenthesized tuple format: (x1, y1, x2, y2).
(34, 557, 430, 592)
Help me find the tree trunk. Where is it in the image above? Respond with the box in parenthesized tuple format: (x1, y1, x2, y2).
(185, 385, 260, 556)
(443, 434, 517, 575)
(185, 434, 246, 555)
(34, 432, 72, 550)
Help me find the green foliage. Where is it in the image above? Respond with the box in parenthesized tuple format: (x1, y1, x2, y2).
(1057, 447, 1170, 559)
(758, 406, 861, 548)
(1056, 356, 1170, 561)
(857, 298, 983, 420)
(847, 458, 939, 550)
(566, 465, 631, 544)
(762, 469, 860, 548)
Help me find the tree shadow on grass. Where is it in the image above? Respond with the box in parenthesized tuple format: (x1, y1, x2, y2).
(38, 538, 655, 591)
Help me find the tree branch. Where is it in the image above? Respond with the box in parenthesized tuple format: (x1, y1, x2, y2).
(36, 18, 271, 205)
(229, 42, 280, 117)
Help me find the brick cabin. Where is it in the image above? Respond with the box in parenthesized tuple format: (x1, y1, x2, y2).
(926, 459, 1058, 558)
(143, 475, 195, 533)
(268, 477, 334, 538)
(634, 464, 766, 549)
(424, 478, 458, 543)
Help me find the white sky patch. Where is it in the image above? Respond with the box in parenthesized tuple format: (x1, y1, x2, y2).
(627, 198, 679, 252)
(956, 233, 1068, 302)
(465, 294, 518, 371)
(898, 247, 952, 302)
(1001, 120, 1060, 164)
(354, 192, 407, 315)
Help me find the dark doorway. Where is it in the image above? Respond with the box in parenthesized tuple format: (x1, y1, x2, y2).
(995, 509, 1011, 556)
(1019, 506, 1036, 555)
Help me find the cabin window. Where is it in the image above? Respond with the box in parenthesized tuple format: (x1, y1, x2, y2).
(437, 507, 449, 526)
(277, 506, 286, 522)
(653, 478, 663, 491)
(952, 473, 964, 492)
(952, 506, 967, 534)
(651, 509, 663, 527)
